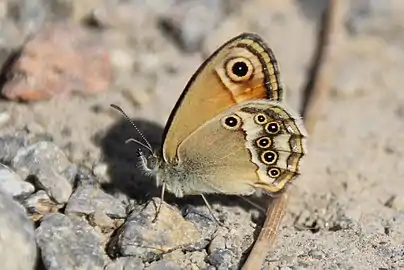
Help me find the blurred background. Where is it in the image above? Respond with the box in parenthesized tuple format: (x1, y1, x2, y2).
(0, 0, 403, 269)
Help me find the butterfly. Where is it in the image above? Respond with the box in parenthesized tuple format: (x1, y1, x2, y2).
(112, 33, 307, 221)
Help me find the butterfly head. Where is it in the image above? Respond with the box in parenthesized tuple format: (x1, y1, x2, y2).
(138, 148, 159, 174)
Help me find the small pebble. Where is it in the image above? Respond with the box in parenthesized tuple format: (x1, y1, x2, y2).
(23, 190, 61, 221)
(0, 112, 10, 128)
(146, 260, 182, 270)
(12, 141, 74, 204)
(188, 250, 208, 269)
(104, 256, 144, 270)
(208, 228, 227, 254)
(0, 131, 28, 163)
(88, 209, 118, 233)
(8, 0, 73, 34)
(65, 183, 126, 218)
(92, 162, 109, 181)
(206, 249, 237, 270)
(308, 249, 326, 260)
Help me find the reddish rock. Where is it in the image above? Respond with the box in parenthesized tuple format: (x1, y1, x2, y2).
(2, 23, 113, 101)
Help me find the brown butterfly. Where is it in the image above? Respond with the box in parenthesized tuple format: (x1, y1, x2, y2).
(113, 33, 307, 220)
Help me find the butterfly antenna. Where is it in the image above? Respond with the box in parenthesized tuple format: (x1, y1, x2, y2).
(110, 104, 154, 154)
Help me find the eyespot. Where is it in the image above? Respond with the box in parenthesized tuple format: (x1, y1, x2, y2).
(268, 167, 281, 178)
(254, 113, 268, 125)
(261, 150, 278, 165)
(256, 136, 272, 149)
(221, 114, 242, 130)
(225, 57, 254, 82)
(265, 121, 281, 134)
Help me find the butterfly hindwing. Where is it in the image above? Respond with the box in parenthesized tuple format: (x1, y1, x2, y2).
(174, 100, 307, 196)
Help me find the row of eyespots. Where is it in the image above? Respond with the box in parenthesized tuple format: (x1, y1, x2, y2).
(253, 113, 282, 179)
(221, 112, 282, 180)
(253, 113, 281, 134)
(221, 112, 283, 133)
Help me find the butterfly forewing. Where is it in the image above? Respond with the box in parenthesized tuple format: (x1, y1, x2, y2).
(162, 33, 284, 163)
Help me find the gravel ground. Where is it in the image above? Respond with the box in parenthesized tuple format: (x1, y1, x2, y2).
(0, 0, 403, 269)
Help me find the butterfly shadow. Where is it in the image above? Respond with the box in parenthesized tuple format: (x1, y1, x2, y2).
(97, 117, 267, 221)
(95, 117, 163, 203)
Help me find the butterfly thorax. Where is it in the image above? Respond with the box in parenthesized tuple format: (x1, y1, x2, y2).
(140, 151, 208, 198)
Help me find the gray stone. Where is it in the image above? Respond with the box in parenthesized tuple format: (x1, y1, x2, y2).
(0, 163, 34, 198)
(146, 260, 182, 270)
(0, 131, 28, 163)
(8, 0, 73, 35)
(113, 198, 201, 260)
(206, 248, 237, 270)
(159, 0, 224, 52)
(184, 205, 218, 249)
(36, 213, 105, 270)
(65, 183, 127, 218)
(12, 141, 74, 204)
(208, 228, 226, 254)
(104, 256, 144, 270)
(0, 190, 36, 270)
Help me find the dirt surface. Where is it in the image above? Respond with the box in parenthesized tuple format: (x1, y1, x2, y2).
(0, 0, 403, 269)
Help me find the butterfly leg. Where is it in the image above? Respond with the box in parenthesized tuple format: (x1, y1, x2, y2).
(200, 194, 223, 225)
(152, 182, 166, 223)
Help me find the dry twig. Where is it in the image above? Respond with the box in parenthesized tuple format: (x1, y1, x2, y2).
(241, 193, 288, 270)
